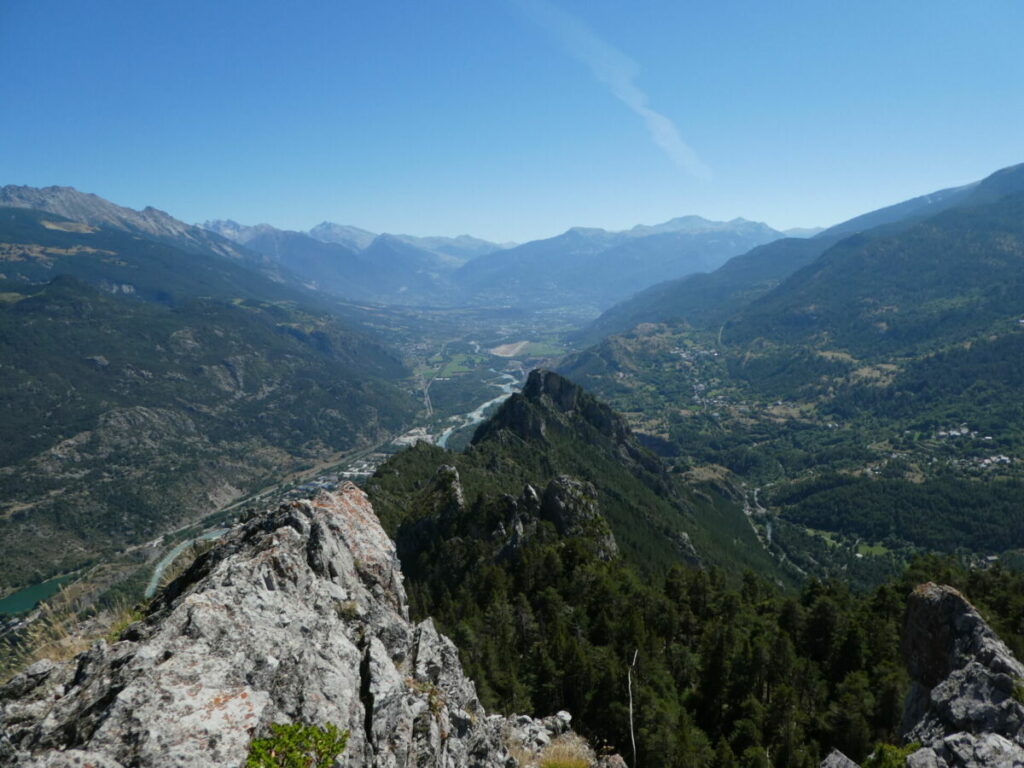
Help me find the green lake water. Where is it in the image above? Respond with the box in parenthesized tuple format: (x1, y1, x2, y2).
(0, 574, 75, 616)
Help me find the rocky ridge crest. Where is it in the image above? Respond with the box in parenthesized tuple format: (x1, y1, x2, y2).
(0, 184, 251, 263)
(0, 484, 601, 767)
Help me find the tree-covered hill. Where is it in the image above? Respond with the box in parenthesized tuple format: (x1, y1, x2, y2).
(557, 163, 1024, 589)
(366, 371, 1024, 766)
(726, 192, 1024, 356)
(368, 369, 789, 581)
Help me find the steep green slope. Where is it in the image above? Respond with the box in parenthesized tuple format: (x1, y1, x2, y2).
(726, 192, 1024, 356)
(0, 273, 417, 591)
(369, 369, 788, 580)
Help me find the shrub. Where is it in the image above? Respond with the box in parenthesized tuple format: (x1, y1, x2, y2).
(245, 722, 349, 768)
(863, 742, 921, 768)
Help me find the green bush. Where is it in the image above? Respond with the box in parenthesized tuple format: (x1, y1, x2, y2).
(863, 742, 920, 768)
(245, 722, 349, 768)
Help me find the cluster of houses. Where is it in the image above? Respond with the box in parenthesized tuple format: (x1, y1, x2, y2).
(934, 425, 985, 440)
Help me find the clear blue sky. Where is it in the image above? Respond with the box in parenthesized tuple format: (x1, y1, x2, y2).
(2, 0, 1022, 242)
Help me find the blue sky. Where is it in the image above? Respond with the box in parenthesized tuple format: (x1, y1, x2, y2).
(2, 0, 1022, 241)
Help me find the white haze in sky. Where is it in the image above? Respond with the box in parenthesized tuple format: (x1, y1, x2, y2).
(514, 0, 711, 180)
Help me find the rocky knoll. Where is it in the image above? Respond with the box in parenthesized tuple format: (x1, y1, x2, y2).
(822, 582, 1024, 767)
(0, 484, 594, 767)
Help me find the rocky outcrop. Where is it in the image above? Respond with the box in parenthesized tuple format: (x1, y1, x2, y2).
(0, 484, 596, 767)
(820, 750, 860, 768)
(476, 370, 671, 493)
(487, 477, 619, 563)
(900, 583, 1024, 767)
(818, 582, 1024, 768)
(540, 477, 618, 561)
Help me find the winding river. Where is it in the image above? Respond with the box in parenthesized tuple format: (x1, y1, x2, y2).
(437, 373, 518, 449)
(144, 528, 229, 598)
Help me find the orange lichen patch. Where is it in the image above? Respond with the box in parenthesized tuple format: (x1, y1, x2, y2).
(310, 485, 403, 608)
(203, 688, 258, 718)
(41, 220, 98, 233)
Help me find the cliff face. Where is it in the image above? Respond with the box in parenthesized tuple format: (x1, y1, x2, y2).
(0, 484, 589, 767)
(821, 582, 1024, 768)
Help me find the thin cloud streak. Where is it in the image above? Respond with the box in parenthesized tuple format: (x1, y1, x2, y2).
(514, 0, 711, 180)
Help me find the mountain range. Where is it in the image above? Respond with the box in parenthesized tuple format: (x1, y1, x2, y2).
(204, 214, 787, 309)
(7, 160, 1024, 767)
(576, 165, 1024, 345)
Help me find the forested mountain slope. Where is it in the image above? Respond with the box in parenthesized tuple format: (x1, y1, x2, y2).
(560, 162, 1024, 588)
(581, 163, 1024, 345)
(364, 371, 1024, 767)
(0, 204, 418, 591)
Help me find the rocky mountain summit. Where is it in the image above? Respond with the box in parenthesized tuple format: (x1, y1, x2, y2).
(0, 185, 250, 263)
(823, 582, 1024, 767)
(0, 484, 609, 767)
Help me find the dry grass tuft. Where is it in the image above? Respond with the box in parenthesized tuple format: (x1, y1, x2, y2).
(538, 733, 595, 768)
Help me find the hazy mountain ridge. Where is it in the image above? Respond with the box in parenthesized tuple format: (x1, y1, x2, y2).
(207, 212, 784, 309)
(580, 163, 1024, 344)
(204, 219, 476, 304)
(0, 186, 257, 266)
(454, 216, 785, 311)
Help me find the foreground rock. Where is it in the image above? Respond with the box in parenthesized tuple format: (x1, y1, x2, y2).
(0, 484, 597, 767)
(819, 582, 1024, 767)
(900, 582, 1024, 767)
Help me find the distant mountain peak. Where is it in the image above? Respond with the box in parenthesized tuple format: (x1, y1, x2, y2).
(308, 221, 378, 250)
(0, 184, 251, 263)
(626, 214, 780, 238)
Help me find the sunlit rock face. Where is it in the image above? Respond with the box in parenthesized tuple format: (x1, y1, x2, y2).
(0, 484, 595, 767)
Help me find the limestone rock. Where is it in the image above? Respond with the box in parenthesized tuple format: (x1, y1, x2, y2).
(820, 749, 860, 768)
(900, 583, 1024, 767)
(540, 476, 618, 561)
(0, 483, 600, 767)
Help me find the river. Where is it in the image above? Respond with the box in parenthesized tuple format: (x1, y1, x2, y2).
(437, 373, 518, 449)
(144, 528, 229, 599)
(0, 574, 76, 616)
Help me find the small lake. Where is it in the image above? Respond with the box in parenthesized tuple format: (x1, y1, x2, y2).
(0, 574, 76, 616)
